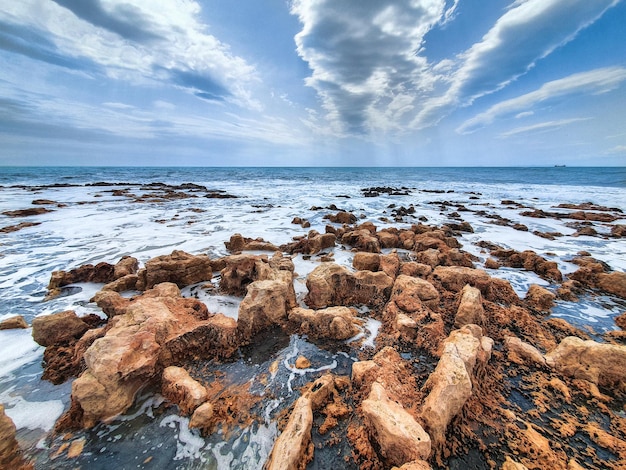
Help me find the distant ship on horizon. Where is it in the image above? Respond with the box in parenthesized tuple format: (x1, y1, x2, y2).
(554, 164, 566, 167)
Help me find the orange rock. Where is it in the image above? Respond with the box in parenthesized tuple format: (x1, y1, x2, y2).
(162, 366, 208, 415)
(265, 396, 313, 470)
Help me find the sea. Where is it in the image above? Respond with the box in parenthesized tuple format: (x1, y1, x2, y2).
(1, 166, 625, 469)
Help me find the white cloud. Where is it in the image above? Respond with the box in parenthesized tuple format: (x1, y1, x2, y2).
(412, 0, 620, 129)
(291, 0, 450, 135)
(498, 117, 592, 138)
(606, 145, 626, 154)
(457, 67, 626, 134)
(0, 0, 258, 107)
(515, 111, 534, 119)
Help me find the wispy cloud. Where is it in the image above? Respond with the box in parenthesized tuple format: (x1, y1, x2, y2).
(498, 117, 592, 138)
(457, 66, 626, 134)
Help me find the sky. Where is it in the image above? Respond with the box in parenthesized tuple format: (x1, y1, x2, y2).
(0, 0, 625, 167)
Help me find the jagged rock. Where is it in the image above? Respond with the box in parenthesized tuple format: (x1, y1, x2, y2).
(289, 306, 362, 340)
(325, 211, 357, 224)
(353, 252, 380, 271)
(32, 311, 89, 347)
(265, 396, 313, 470)
(162, 366, 208, 415)
(432, 266, 490, 293)
(219, 254, 273, 296)
(399, 261, 432, 278)
(525, 284, 556, 312)
(342, 229, 381, 253)
(0, 404, 30, 470)
(47, 256, 139, 298)
(237, 271, 297, 341)
(382, 275, 444, 353)
(281, 231, 336, 255)
(362, 382, 431, 466)
(545, 336, 626, 389)
(189, 402, 214, 431)
(379, 251, 401, 279)
(302, 373, 337, 411)
(102, 274, 139, 292)
(489, 249, 562, 282)
(224, 233, 279, 252)
(596, 271, 626, 299)
(616, 312, 626, 330)
(454, 284, 484, 328)
(0, 315, 28, 330)
(377, 229, 400, 249)
(502, 456, 529, 470)
(420, 325, 493, 446)
(304, 263, 393, 310)
(504, 336, 546, 367)
(139, 250, 212, 290)
(92, 290, 131, 317)
(63, 283, 234, 428)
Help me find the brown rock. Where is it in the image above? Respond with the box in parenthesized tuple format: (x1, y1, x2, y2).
(596, 271, 626, 299)
(302, 374, 337, 411)
(391, 275, 440, 311)
(353, 252, 380, 271)
(189, 402, 214, 431)
(140, 250, 212, 290)
(237, 272, 297, 341)
(289, 306, 362, 341)
(32, 311, 89, 347)
(420, 325, 493, 446)
(432, 266, 490, 293)
(325, 211, 357, 225)
(399, 262, 432, 278)
(362, 382, 431, 467)
(342, 229, 381, 253)
(304, 263, 392, 310)
(545, 336, 626, 389)
(0, 404, 30, 469)
(380, 251, 401, 279)
(162, 366, 208, 415)
(454, 284, 484, 328)
(0, 315, 28, 330)
(395, 461, 432, 470)
(502, 456, 529, 470)
(282, 232, 336, 255)
(525, 284, 556, 312)
(2, 207, 51, 217)
(92, 290, 131, 317)
(265, 396, 313, 470)
(504, 336, 546, 367)
(219, 254, 273, 296)
(616, 312, 626, 330)
(484, 258, 500, 269)
(295, 356, 311, 369)
(224, 233, 280, 252)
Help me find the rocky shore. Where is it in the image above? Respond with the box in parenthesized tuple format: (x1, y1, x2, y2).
(1, 198, 626, 469)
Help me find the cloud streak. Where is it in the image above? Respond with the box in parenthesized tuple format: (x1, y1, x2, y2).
(457, 67, 626, 134)
(498, 117, 592, 138)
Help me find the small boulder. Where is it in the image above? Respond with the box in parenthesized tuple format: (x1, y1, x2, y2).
(32, 311, 89, 347)
(0, 315, 28, 330)
(353, 252, 380, 272)
(362, 382, 431, 467)
(162, 366, 208, 415)
(454, 284, 484, 328)
(504, 336, 546, 367)
(189, 402, 214, 431)
(265, 396, 313, 470)
(525, 284, 556, 312)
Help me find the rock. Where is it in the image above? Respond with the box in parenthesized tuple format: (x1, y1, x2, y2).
(616, 312, 626, 330)
(342, 229, 381, 253)
(237, 272, 297, 341)
(67, 438, 85, 458)
(596, 271, 626, 299)
(325, 211, 357, 225)
(265, 396, 313, 470)
(32, 311, 89, 347)
(224, 233, 279, 252)
(489, 249, 562, 282)
(0, 404, 30, 469)
(353, 252, 380, 271)
(189, 402, 214, 431)
(303, 374, 337, 411)
(304, 263, 393, 310)
(545, 336, 626, 389)
(392, 275, 440, 310)
(432, 266, 491, 293)
(502, 456, 529, 470)
(92, 290, 131, 317)
(64, 283, 235, 428)
(140, 250, 212, 290)
(0, 315, 28, 330)
(454, 284, 484, 328)
(395, 461, 432, 470)
(420, 325, 493, 446)
(47, 257, 139, 298)
(102, 274, 139, 292)
(289, 306, 362, 341)
(162, 366, 208, 415)
(399, 261, 432, 278)
(295, 356, 311, 369)
(2, 207, 51, 217)
(504, 336, 546, 367)
(525, 284, 555, 312)
(281, 231, 336, 255)
(362, 382, 431, 467)
(484, 258, 500, 269)
(219, 254, 273, 296)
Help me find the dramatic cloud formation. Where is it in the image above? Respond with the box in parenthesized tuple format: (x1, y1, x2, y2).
(0, 0, 624, 165)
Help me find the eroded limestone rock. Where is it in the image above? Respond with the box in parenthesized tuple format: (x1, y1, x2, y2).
(162, 366, 208, 415)
(265, 396, 313, 470)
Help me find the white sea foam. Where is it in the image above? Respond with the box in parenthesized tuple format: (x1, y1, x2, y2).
(0, 330, 42, 379)
(1, 393, 64, 432)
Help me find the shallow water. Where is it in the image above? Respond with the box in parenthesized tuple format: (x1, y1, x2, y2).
(1, 166, 625, 468)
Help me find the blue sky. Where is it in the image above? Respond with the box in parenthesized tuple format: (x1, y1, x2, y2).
(0, 0, 625, 166)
